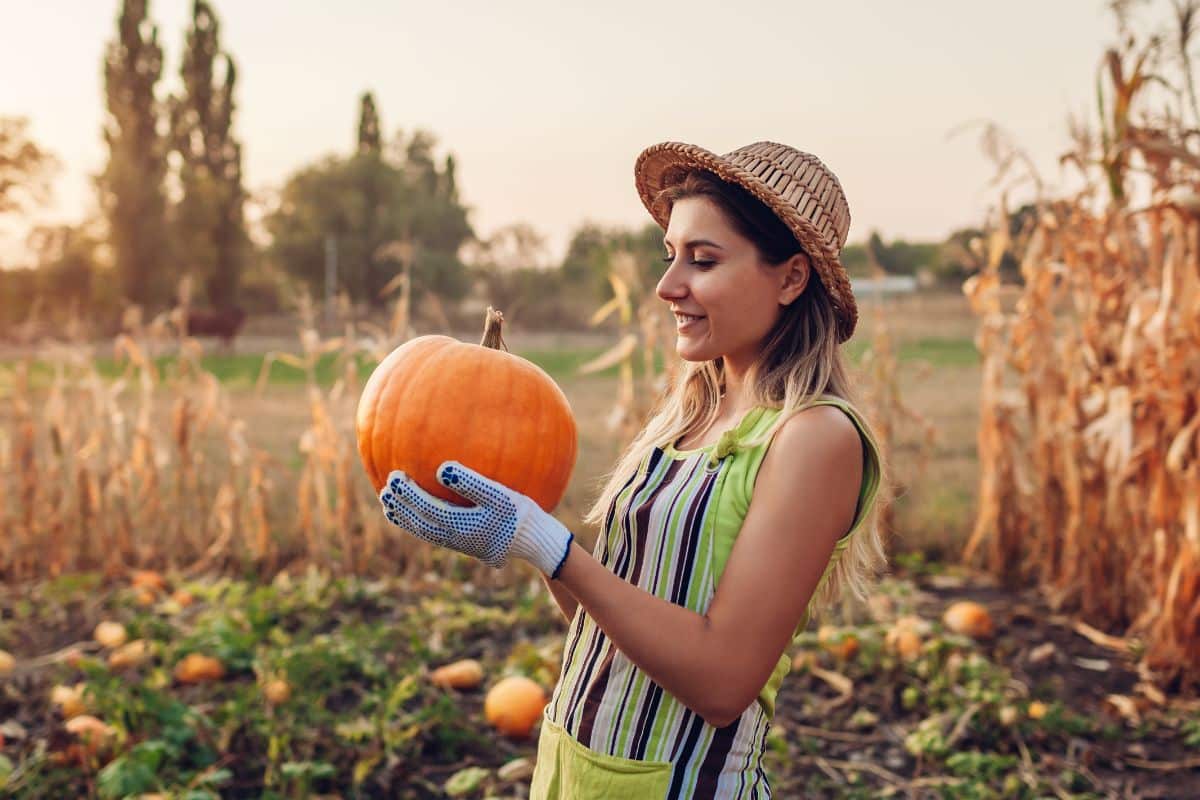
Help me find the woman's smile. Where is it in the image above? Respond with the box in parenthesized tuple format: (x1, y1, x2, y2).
(673, 311, 706, 332)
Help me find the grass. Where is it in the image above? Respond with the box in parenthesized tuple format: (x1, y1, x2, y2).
(844, 335, 979, 368)
(0, 347, 610, 390)
(0, 335, 979, 391)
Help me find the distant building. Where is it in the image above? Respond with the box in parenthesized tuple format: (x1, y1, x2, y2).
(850, 275, 918, 296)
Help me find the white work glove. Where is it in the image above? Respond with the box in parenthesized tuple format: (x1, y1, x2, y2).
(379, 461, 574, 577)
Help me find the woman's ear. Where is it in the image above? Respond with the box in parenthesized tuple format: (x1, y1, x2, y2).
(778, 252, 811, 306)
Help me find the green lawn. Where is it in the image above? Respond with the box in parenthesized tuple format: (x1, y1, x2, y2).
(0, 336, 979, 390)
(843, 335, 980, 367)
(0, 348, 606, 389)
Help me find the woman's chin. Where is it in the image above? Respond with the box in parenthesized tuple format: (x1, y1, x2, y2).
(674, 340, 716, 362)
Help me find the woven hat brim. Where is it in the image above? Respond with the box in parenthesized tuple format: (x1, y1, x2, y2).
(634, 141, 858, 342)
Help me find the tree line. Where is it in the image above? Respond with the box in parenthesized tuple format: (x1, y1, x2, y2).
(0, 0, 1006, 339)
(0, 0, 479, 334)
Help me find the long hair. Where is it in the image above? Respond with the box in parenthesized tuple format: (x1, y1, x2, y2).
(584, 170, 889, 619)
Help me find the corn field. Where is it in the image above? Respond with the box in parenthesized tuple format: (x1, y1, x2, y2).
(0, 284, 516, 590)
(963, 20, 1200, 681)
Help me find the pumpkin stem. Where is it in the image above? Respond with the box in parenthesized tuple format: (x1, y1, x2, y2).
(480, 306, 509, 351)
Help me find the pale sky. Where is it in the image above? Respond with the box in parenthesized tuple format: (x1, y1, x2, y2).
(2, 0, 1121, 267)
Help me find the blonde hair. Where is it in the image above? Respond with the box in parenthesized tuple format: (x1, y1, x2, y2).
(584, 171, 890, 620)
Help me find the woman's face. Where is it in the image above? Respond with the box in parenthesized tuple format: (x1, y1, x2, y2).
(656, 195, 809, 367)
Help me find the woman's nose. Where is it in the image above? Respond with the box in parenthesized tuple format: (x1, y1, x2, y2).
(656, 259, 687, 302)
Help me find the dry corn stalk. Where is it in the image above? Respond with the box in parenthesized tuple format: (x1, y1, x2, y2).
(858, 246, 936, 537)
(580, 249, 677, 443)
(964, 14, 1200, 680)
(0, 275, 520, 589)
(1, 299, 259, 578)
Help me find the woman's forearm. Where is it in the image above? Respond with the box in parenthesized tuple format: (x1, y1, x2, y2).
(550, 540, 735, 726)
(540, 571, 579, 623)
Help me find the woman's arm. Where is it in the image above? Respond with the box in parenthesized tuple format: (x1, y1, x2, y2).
(540, 572, 579, 623)
(550, 405, 862, 727)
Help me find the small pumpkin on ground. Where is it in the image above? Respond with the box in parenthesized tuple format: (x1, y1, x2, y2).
(356, 308, 577, 511)
(63, 715, 116, 761)
(885, 616, 926, 661)
(93, 621, 127, 649)
(174, 653, 226, 684)
(484, 676, 548, 739)
(130, 570, 168, 593)
(171, 588, 196, 607)
(108, 640, 151, 671)
(430, 658, 484, 690)
(51, 683, 88, 719)
(263, 677, 292, 705)
(817, 625, 860, 660)
(942, 600, 995, 640)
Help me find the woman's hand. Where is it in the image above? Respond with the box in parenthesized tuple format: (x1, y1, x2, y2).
(379, 461, 574, 577)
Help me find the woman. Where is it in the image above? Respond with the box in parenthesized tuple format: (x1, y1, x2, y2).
(380, 140, 888, 798)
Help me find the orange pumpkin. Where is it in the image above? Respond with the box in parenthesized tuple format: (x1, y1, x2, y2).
(484, 676, 548, 739)
(430, 658, 485, 690)
(356, 308, 577, 510)
(942, 600, 995, 640)
(64, 715, 115, 755)
(263, 677, 292, 705)
(174, 653, 226, 684)
(130, 569, 168, 593)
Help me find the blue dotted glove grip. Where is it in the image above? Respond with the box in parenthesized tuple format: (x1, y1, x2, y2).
(379, 461, 573, 576)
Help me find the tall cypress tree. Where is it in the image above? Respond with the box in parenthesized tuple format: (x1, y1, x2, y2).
(352, 91, 387, 301)
(100, 0, 169, 310)
(357, 92, 381, 155)
(441, 154, 458, 202)
(170, 0, 246, 310)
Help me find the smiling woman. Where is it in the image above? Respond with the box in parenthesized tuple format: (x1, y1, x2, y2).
(374, 140, 889, 799)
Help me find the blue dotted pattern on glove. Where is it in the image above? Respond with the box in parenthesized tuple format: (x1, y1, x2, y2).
(379, 462, 518, 569)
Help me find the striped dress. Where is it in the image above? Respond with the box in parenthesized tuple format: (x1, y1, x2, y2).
(530, 397, 884, 799)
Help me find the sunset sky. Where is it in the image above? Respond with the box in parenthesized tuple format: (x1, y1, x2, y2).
(2, 0, 1123, 267)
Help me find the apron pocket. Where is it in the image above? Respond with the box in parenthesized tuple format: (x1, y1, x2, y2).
(531, 713, 672, 799)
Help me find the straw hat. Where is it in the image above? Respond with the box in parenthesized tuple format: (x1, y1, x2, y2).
(634, 141, 857, 342)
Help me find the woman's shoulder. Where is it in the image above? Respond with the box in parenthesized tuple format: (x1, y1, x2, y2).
(770, 403, 862, 469)
(748, 403, 864, 536)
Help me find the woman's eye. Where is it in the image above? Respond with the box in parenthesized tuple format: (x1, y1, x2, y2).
(660, 254, 715, 267)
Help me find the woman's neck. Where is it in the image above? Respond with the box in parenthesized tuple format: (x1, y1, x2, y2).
(717, 359, 753, 420)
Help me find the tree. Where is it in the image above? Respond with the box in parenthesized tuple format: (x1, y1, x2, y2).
(350, 91, 388, 305)
(464, 223, 603, 328)
(169, 0, 247, 310)
(442, 154, 458, 201)
(864, 231, 940, 276)
(357, 92, 381, 154)
(27, 223, 101, 312)
(267, 128, 474, 308)
(466, 223, 549, 273)
(0, 117, 57, 217)
(560, 221, 664, 301)
(99, 0, 170, 310)
(840, 242, 872, 278)
(935, 227, 987, 284)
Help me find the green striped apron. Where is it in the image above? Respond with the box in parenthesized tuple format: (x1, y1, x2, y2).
(530, 397, 883, 799)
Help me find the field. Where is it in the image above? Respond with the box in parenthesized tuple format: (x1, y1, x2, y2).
(0, 290, 982, 560)
(2, 291, 1199, 798)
